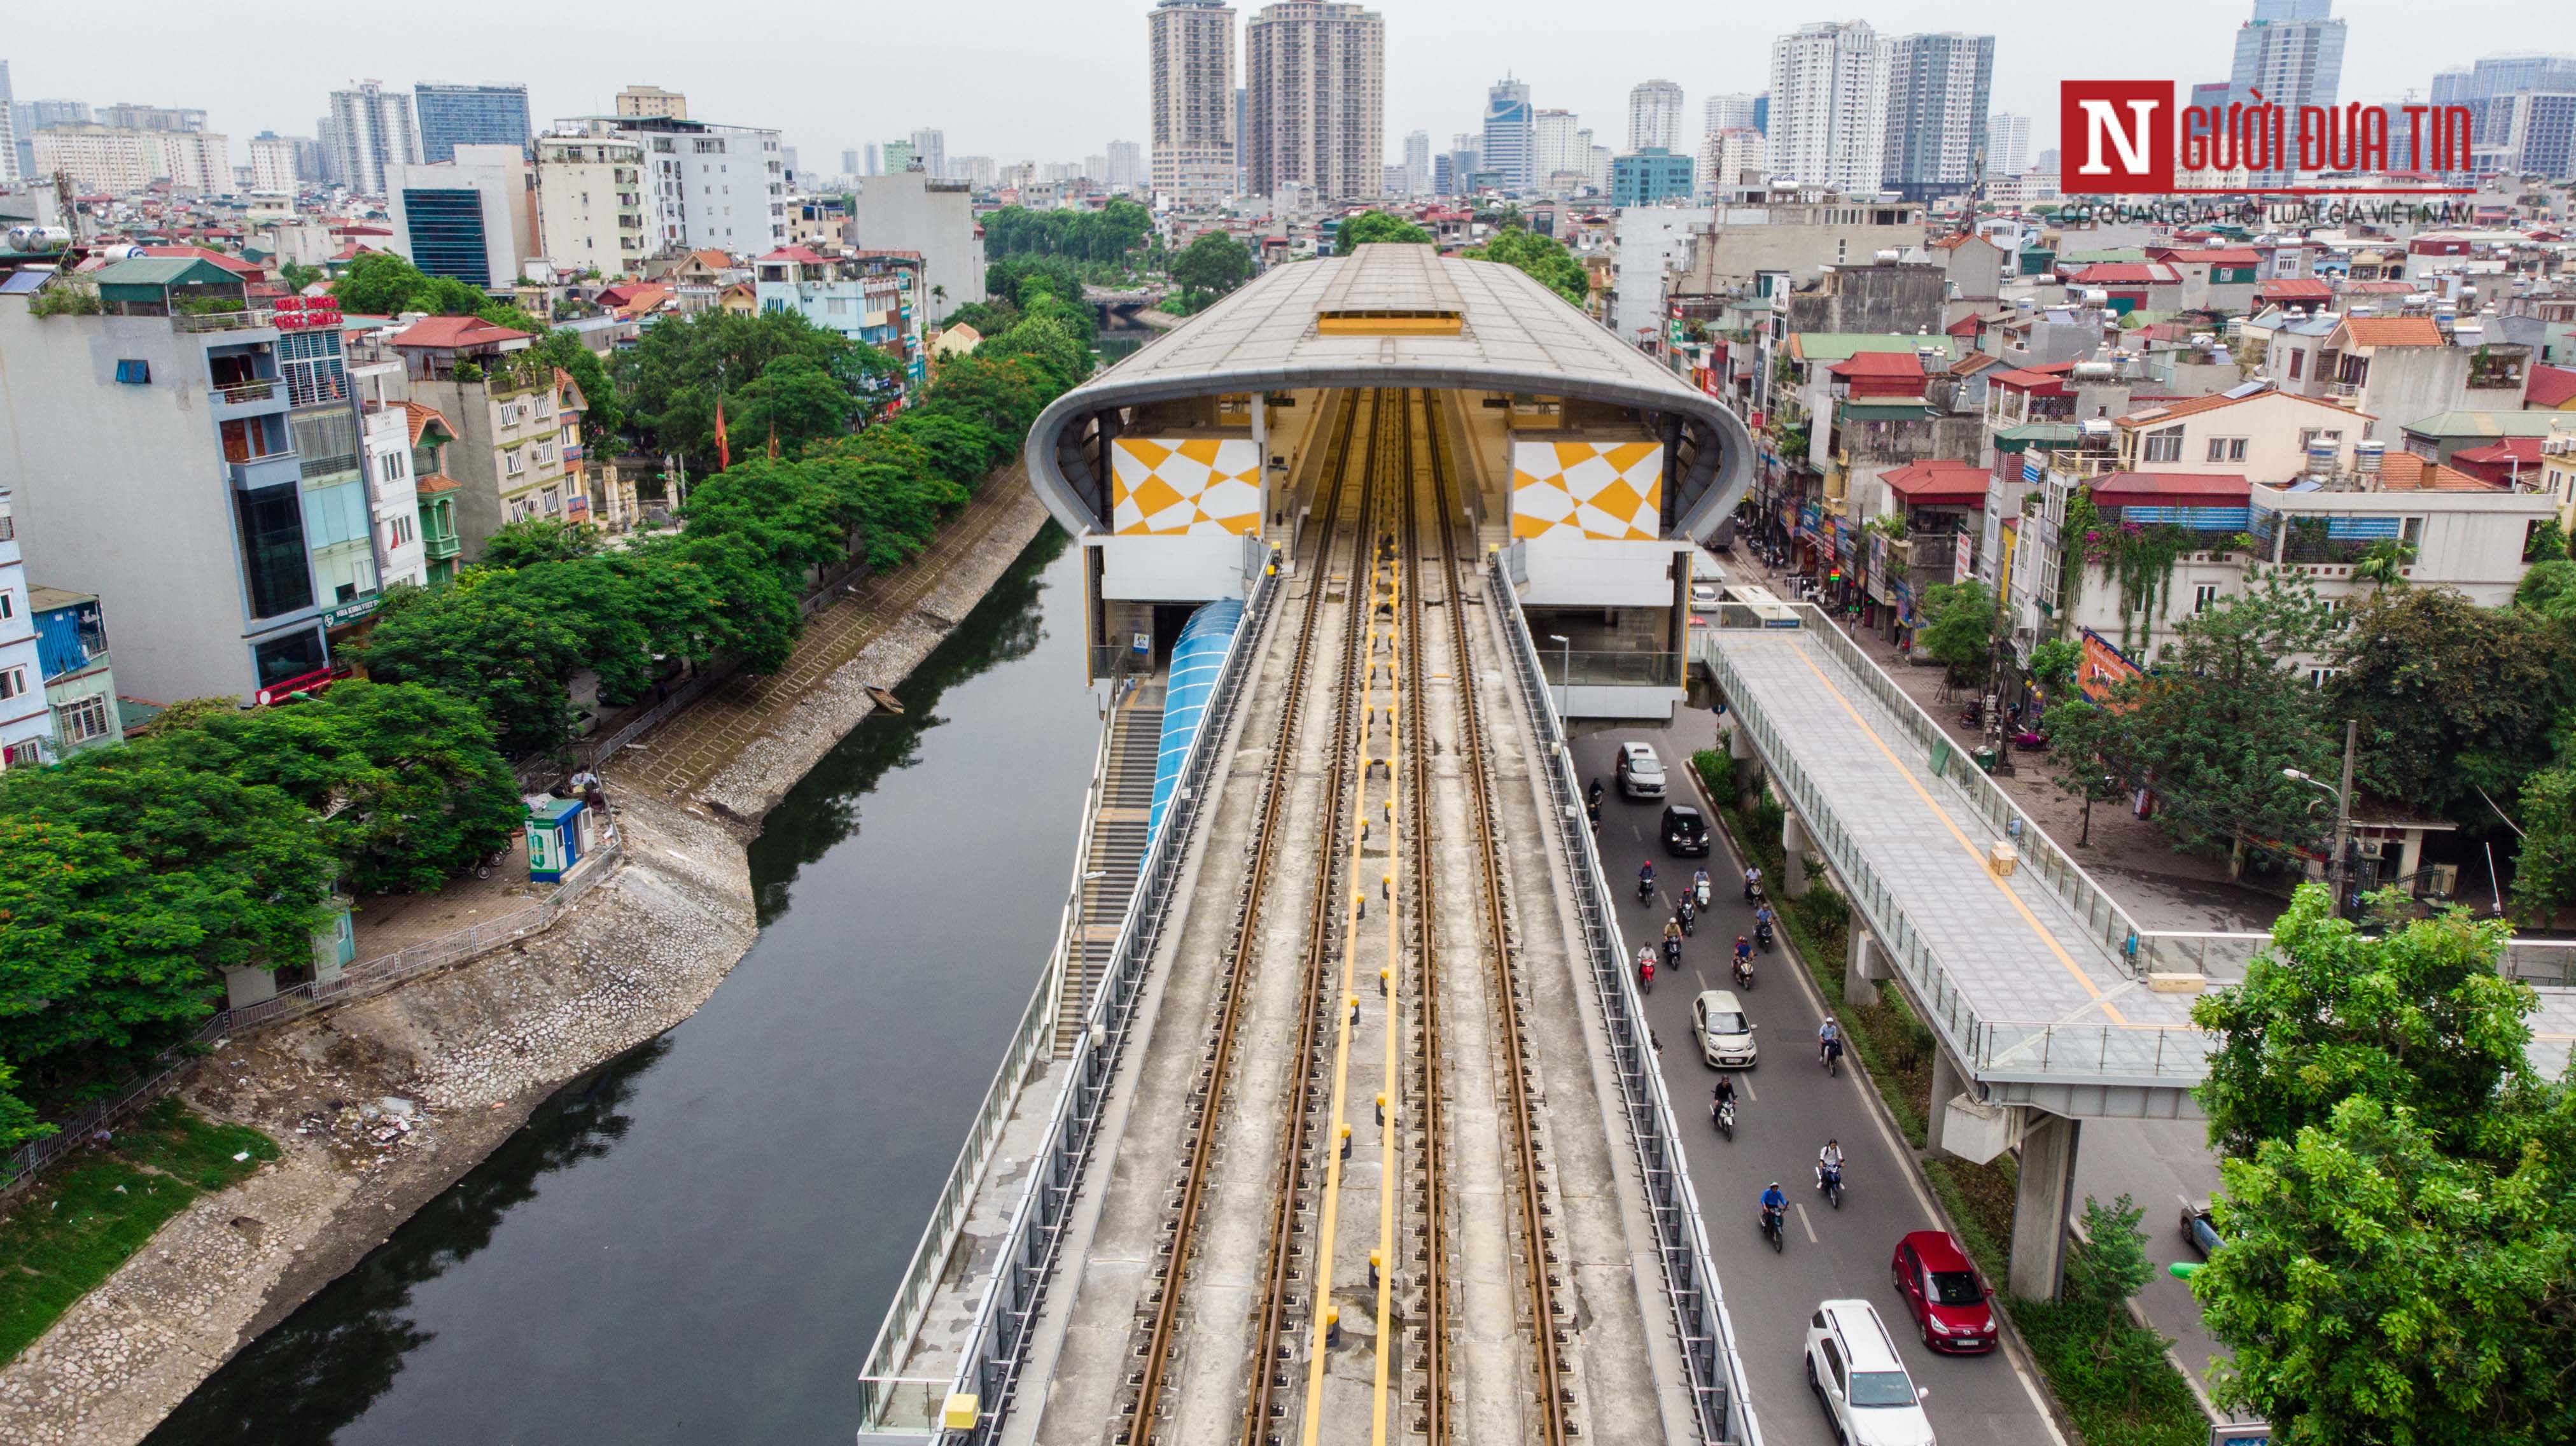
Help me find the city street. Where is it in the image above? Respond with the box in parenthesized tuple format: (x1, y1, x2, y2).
(1571, 720, 2064, 1446)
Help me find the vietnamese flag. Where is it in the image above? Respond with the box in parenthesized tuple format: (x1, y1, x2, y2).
(714, 394, 731, 471)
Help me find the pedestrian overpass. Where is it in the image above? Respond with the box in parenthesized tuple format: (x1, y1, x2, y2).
(1698, 600, 2576, 1294)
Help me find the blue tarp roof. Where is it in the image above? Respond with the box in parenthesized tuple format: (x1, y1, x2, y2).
(1149, 598, 1246, 841)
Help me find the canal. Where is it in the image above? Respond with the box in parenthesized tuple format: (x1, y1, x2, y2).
(148, 526, 1095, 1445)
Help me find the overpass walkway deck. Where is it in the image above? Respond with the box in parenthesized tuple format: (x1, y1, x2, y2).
(1700, 606, 2576, 1116)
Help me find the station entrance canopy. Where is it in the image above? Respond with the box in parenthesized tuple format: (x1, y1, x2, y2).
(1023, 244, 1755, 544)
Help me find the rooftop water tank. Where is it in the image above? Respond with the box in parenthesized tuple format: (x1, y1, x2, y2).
(2355, 440, 2385, 474)
(3, 225, 71, 255)
(2306, 438, 2338, 475)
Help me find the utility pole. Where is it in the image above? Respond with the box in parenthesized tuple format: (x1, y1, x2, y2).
(2331, 717, 2356, 917)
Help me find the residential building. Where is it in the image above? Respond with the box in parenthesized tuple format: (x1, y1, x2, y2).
(1630, 79, 1685, 153)
(1610, 148, 1693, 207)
(909, 128, 946, 181)
(1107, 139, 1144, 190)
(536, 129, 648, 277)
(349, 362, 430, 589)
(0, 60, 17, 186)
(2226, 0, 2347, 185)
(32, 125, 232, 193)
(0, 486, 46, 768)
(559, 114, 787, 254)
(1534, 109, 1585, 192)
(1401, 129, 1430, 194)
(248, 134, 298, 195)
(841, 148, 861, 179)
(1484, 77, 1534, 188)
(1607, 204, 1715, 347)
(0, 262, 381, 705)
(1660, 192, 1925, 313)
(327, 80, 419, 195)
(1704, 92, 1760, 135)
(2398, 409, 2569, 465)
(753, 246, 927, 404)
(1150, 0, 1238, 209)
(2472, 90, 2576, 178)
(97, 102, 204, 133)
(415, 83, 532, 164)
(1698, 127, 1768, 199)
(1880, 32, 1992, 200)
(2433, 52, 2576, 164)
(379, 315, 587, 552)
(848, 169, 984, 321)
(2265, 314, 2531, 435)
(953, 155, 997, 190)
(616, 86, 688, 120)
(389, 144, 535, 289)
(31, 586, 122, 755)
(1243, 0, 1385, 202)
(864, 141, 880, 176)
(1987, 111, 2031, 176)
(883, 140, 917, 176)
(1768, 20, 1891, 195)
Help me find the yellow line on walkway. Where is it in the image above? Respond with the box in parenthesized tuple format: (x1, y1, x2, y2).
(1781, 641, 2124, 1023)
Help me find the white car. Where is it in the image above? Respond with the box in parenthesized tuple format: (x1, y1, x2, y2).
(1805, 1299, 1937, 1446)
(1693, 989, 1757, 1067)
(1616, 741, 1665, 798)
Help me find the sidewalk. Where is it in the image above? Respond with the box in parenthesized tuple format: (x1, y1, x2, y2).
(619, 474, 1033, 803)
(1726, 544, 2285, 932)
(350, 849, 542, 958)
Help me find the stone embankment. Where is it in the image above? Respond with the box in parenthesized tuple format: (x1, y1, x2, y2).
(0, 482, 1056, 1444)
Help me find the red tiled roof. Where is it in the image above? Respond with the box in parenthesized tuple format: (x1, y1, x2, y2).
(414, 473, 462, 495)
(2066, 262, 2179, 285)
(1828, 351, 1926, 378)
(1990, 367, 2070, 392)
(140, 246, 258, 277)
(1945, 313, 1982, 335)
(2341, 316, 2445, 347)
(2339, 280, 2414, 294)
(402, 402, 454, 445)
(2374, 453, 2498, 491)
(2115, 387, 2370, 427)
(755, 245, 832, 264)
(2528, 364, 2576, 409)
(2087, 471, 2252, 505)
(2453, 438, 2542, 465)
(2174, 246, 2259, 265)
(1879, 460, 1989, 505)
(388, 315, 531, 349)
(2258, 278, 2334, 300)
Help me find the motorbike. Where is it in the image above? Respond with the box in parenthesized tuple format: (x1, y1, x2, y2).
(1821, 1035, 1843, 1077)
(1732, 952, 1756, 990)
(1587, 797, 1601, 827)
(1712, 1096, 1736, 1139)
(1959, 698, 1985, 729)
(1743, 876, 1763, 906)
(1817, 1161, 1844, 1210)
(1754, 916, 1775, 953)
(1760, 1202, 1786, 1253)
(1694, 872, 1712, 909)
(1637, 873, 1657, 904)
(1677, 897, 1697, 935)
(1638, 957, 1656, 994)
(1662, 935, 1683, 971)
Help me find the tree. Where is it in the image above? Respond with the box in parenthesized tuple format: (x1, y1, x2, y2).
(351, 576, 596, 752)
(480, 517, 602, 570)
(1334, 210, 1433, 253)
(2509, 759, 2576, 923)
(2192, 886, 2538, 1160)
(727, 353, 860, 458)
(2526, 516, 2572, 565)
(1168, 231, 1252, 303)
(277, 261, 324, 294)
(941, 298, 1020, 339)
(2189, 1092, 2576, 1446)
(978, 315, 1091, 396)
(1915, 580, 1996, 678)
(2041, 696, 2133, 847)
(2027, 636, 2082, 704)
(2351, 537, 2418, 589)
(2106, 571, 2341, 862)
(611, 309, 883, 470)
(2516, 558, 2576, 621)
(526, 331, 623, 444)
(1464, 228, 1588, 305)
(2328, 586, 2575, 822)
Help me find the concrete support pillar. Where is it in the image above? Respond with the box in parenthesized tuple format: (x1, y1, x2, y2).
(1844, 927, 1880, 1010)
(1726, 719, 1761, 809)
(1924, 1047, 1963, 1157)
(2008, 1112, 2083, 1302)
(1783, 814, 1812, 897)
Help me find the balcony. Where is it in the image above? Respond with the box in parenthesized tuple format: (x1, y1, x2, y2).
(227, 449, 300, 491)
(210, 379, 287, 420)
(173, 307, 276, 335)
(422, 530, 462, 561)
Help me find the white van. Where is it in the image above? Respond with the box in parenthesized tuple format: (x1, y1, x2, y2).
(1804, 1299, 1936, 1445)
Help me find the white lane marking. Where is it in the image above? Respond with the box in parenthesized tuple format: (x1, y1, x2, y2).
(1740, 1076, 1757, 1102)
(1795, 1202, 1819, 1244)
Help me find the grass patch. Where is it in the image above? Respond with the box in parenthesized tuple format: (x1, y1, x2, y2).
(2012, 1298, 2210, 1446)
(0, 1097, 279, 1363)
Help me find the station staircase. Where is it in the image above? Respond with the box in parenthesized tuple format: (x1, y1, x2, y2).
(1051, 675, 1165, 1057)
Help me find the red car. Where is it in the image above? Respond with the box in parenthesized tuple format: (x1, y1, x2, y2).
(1889, 1230, 1998, 1353)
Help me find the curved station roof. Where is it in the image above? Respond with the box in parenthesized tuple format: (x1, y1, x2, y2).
(1025, 244, 1754, 540)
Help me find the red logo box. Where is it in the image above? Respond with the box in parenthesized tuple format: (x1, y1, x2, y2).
(2060, 81, 2174, 193)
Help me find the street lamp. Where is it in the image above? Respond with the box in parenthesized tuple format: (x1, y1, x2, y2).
(2285, 718, 2358, 916)
(1548, 634, 1571, 717)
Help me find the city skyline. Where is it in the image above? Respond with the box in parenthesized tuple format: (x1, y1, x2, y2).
(4, 0, 2563, 177)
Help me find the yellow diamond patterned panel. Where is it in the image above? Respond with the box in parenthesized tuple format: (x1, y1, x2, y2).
(1511, 440, 1663, 541)
(1111, 437, 1263, 536)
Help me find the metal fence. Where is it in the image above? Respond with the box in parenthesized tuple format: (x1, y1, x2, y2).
(0, 843, 622, 1197)
(856, 554, 1282, 1439)
(1490, 557, 1760, 1446)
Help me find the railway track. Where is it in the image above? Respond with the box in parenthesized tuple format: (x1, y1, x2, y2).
(1397, 390, 1570, 1446)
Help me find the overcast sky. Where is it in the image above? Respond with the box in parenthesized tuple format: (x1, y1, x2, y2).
(8, 1, 2573, 169)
